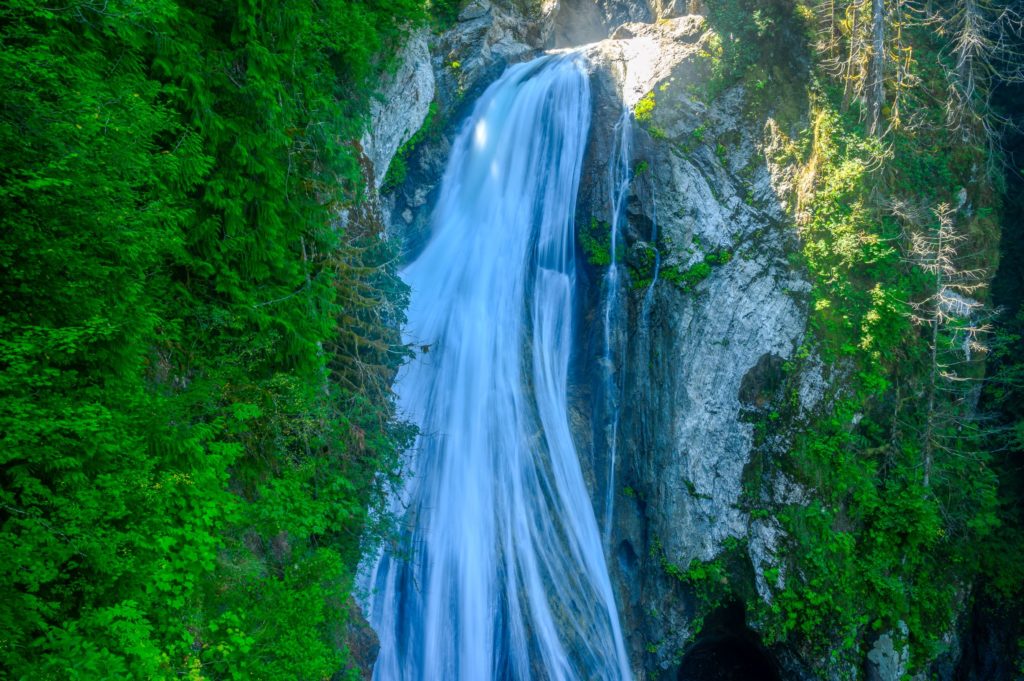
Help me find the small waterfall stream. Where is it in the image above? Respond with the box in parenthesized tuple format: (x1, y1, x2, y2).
(363, 54, 632, 681)
(600, 107, 632, 548)
(639, 164, 661, 331)
(636, 159, 661, 460)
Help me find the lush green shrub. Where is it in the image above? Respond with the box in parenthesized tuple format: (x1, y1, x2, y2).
(580, 217, 621, 267)
(635, 91, 657, 123)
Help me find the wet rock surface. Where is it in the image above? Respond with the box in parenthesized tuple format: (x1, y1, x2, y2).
(342, 598, 380, 681)
(379, 0, 557, 261)
(570, 18, 811, 676)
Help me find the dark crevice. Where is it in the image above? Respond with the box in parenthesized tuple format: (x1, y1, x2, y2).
(677, 601, 781, 681)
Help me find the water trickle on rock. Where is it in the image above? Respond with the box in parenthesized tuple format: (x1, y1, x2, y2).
(363, 53, 632, 681)
(601, 106, 632, 550)
(637, 157, 661, 456)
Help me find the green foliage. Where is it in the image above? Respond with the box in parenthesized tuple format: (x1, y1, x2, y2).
(580, 217, 621, 267)
(649, 125, 669, 140)
(978, 310, 1024, 598)
(665, 261, 712, 289)
(382, 101, 440, 191)
(654, 537, 749, 640)
(627, 244, 659, 289)
(0, 0, 422, 676)
(660, 251, 732, 291)
(428, 0, 465, 28)
(704, 250, 733, 266)
(737, 21, 1006, 669)
(702, 0, 802, 96)
(635, 91, 657, 123)
(754, 395, 975, 664)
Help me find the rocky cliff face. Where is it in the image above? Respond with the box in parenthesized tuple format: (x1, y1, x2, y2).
(571, 19, 817, 678)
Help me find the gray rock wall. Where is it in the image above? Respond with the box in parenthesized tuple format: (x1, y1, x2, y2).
(361, 29, 435, 189)
(570, 20, 811, 677)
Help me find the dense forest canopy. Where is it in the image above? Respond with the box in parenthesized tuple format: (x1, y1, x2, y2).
(0, 0, 455, 676)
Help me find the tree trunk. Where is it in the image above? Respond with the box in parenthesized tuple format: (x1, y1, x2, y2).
(868, 0, 886, 135)
(922, 223, 944, 489)
(842, 2, 860, 112)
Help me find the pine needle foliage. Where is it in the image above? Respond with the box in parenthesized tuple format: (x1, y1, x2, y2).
(692, 0, 1018, 672)
(0, 0, 430, 676)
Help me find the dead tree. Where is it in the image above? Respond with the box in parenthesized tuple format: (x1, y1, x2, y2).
(942, 0, 1024, 149)
(886, 0, 924, 133)
(868, 0, 888, 135)
(901, 201, 990, 488)
(818, 0, 916, 136)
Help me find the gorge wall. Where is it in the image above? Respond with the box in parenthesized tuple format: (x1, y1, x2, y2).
(359, 1, 1013, 679)
(571, 18, 815, 677)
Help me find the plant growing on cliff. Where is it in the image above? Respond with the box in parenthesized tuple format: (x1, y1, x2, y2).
(659, 251, 732, 291)
(733, 9, 1009, 668)
(703, 0, 802, 96)
(428, 0, 465, 27)
(635, 91, 657, 123)
(653, 537, 749, 641)
(580, 217, 621, 267)
(383, 100, 440, 191)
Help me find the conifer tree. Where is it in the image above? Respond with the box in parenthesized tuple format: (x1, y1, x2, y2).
(895, 200, 990, 488)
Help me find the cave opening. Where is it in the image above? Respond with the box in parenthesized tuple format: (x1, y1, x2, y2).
(677, 600, 782, 681)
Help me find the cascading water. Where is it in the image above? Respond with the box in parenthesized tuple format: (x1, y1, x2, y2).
(363, 53, 632, 681)
(638, 161, 661, 332)
(636, 159, 661, 457)
(600, 107, 632, 548)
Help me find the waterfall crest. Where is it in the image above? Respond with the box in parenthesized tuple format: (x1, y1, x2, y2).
(363, 54, 632, 681)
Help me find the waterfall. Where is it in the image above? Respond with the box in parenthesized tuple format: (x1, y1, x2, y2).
(637, 159, 660, 459)
(639, 161, 660, 332)
(601, 107, 632, 548)
(362, 53, 632, 681)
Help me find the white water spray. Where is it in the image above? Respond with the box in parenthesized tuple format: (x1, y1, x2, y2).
(363, 54, 632, 681)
